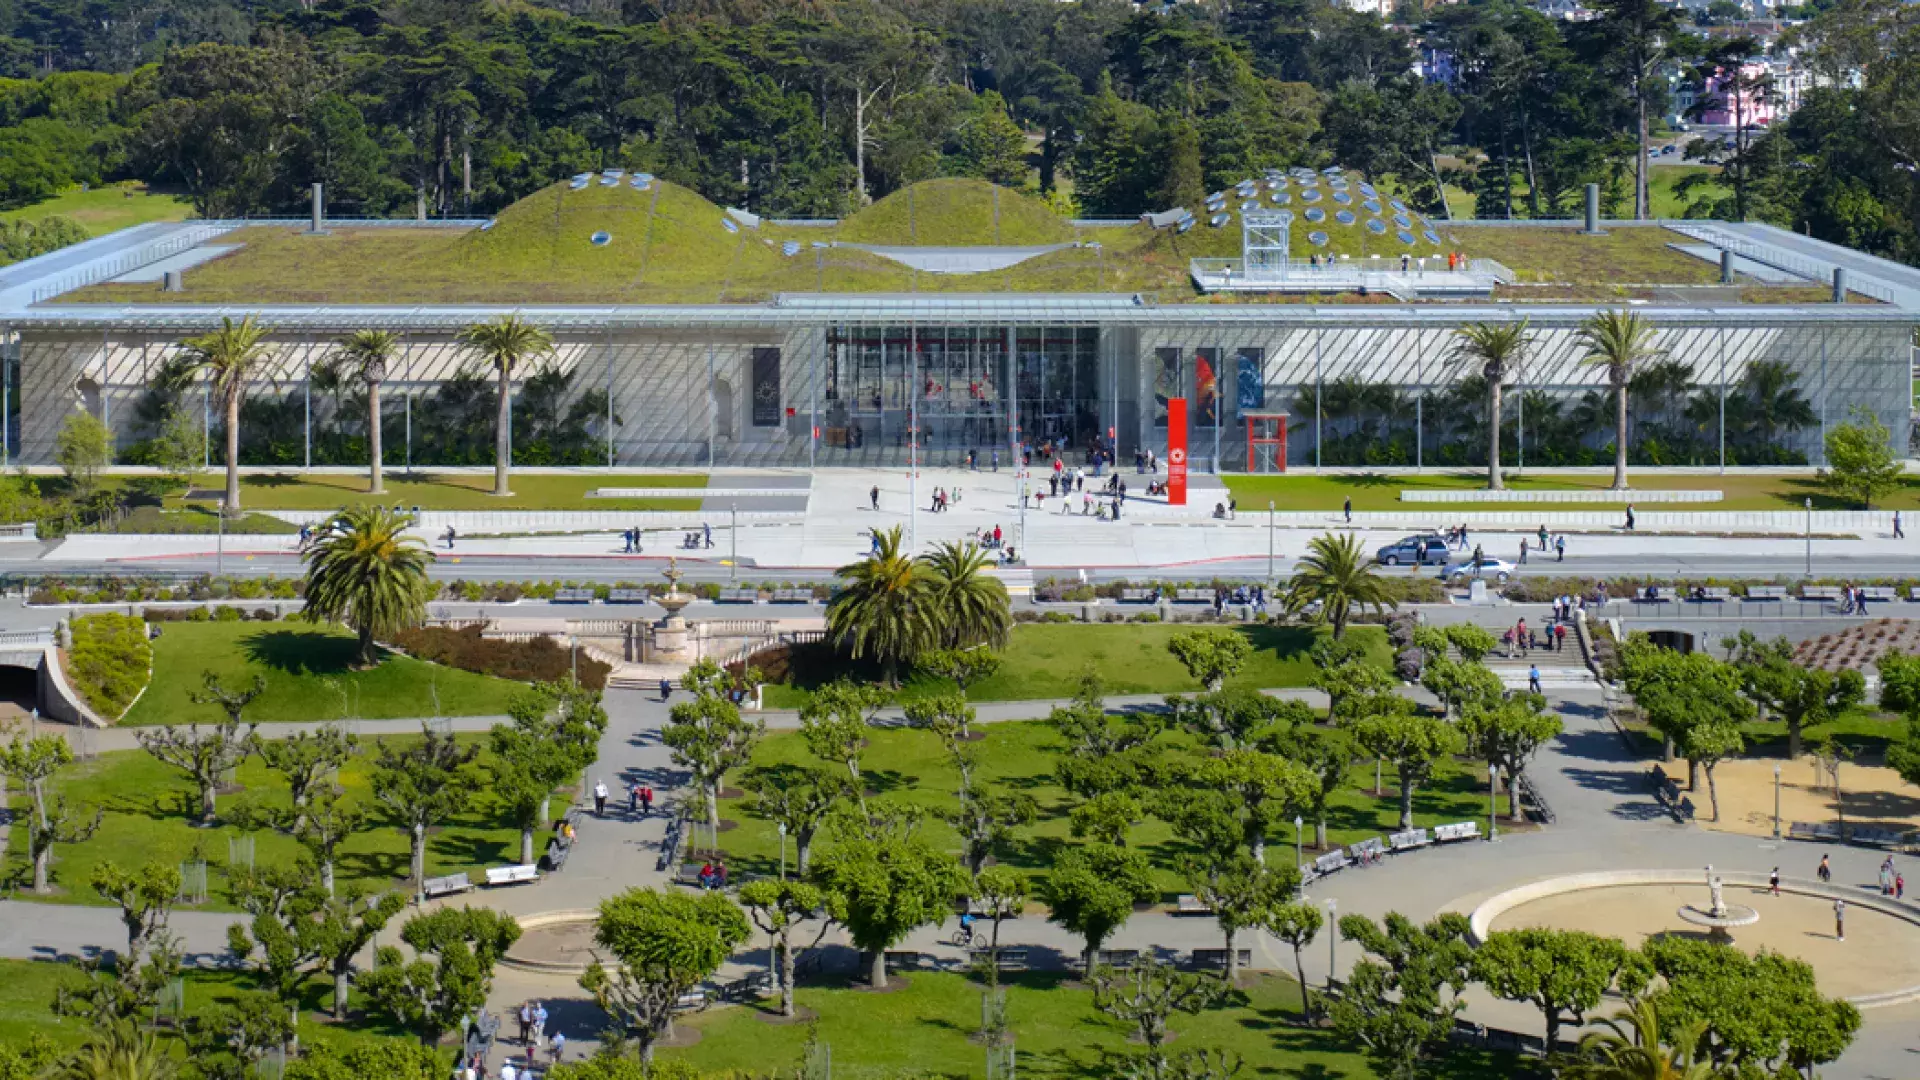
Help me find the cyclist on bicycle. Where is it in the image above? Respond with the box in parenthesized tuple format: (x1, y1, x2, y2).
(958, 911, 977, 942)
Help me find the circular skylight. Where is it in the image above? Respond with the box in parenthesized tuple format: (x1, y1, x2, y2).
(590, 231, 611, 245)
(1300, 188, 1321, 202)
(1335, 210, 1357, 225)
(1332, 191, 1352, 205)
(1208, 212, 1231, 228)
(1396, 230, 1417, 245)
(1364, 199, 1383, 214)
(1365, 219, 1388, 235)
(1307, 231, 1329, 247)
(1394, 213, 1412, 228)
(1270, 191, 1291, 205)
(1423, 229, 1442, 245)
(1304, 207, 1326, 223)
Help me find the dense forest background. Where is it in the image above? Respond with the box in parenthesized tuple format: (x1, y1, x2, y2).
(0, 0, 1915, 263)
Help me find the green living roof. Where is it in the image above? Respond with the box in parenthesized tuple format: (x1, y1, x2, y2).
(59, 175, 1836, 307)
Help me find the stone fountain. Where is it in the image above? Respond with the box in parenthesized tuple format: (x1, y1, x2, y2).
(1677, 865, 1760, 944)
(648, 558, 695, 662)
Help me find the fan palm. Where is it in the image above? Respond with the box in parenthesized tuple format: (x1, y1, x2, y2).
(457, 314, 554, 496)
(327, 330, 400, 494)
(826, 525, 937, 685)
(920, 540, 1011, 649)
(301, 504, 435, 667)
(1447, 320, 1532, 489)
(173, 314, 274, 513)
(1283, 532, 1397, 639)
(1735, 359, 1815, 449)
(47, 1021, 180, 1080)
(1577, 309, 1667, 489)
(1563, 999, 1715, 1080)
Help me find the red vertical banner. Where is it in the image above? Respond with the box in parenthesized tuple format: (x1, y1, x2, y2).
(1167, 397, 1189, 506)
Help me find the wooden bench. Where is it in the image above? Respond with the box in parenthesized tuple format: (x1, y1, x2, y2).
(1120, 588, 1156, 603)
(1850, 825, 1906, 847)
(1312, 849, 1352, 875)
(717, 588, 758, 603)
(1172, 588, 1212, 604)
(1175, 894, 1211, 916)
(552, 588, 595, 604)
(1433, 822, 1481, 843)
(422, 873, 473, 899)
(607, 588, 649, 603)
(1388, 828, 1432, 852)
(1748, 585, 1788, 600)
(485, 864, 540, 887)
(1188, 948, 1253, 972)
(969, 947, 1030, 972)
(1801, 586, 1842, 602)
(884, 951, 929, 971)
(1862, 586, 1899, 603)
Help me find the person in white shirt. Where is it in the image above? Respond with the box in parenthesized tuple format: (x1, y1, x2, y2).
(500, 1064, 516, 1080)
(593, 780, 609, 816)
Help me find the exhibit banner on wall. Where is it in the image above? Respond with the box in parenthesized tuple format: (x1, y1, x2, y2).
(751, 347, 781, 427)
(1167, 397, 1188, 506)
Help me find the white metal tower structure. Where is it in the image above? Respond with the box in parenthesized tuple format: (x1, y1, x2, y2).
(1242, 210, 1293, 281)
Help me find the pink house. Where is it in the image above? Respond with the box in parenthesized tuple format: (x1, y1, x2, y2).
(1697, 61, 1779, 127)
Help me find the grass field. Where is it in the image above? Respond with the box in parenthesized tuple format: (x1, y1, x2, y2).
(5, 733, 555, 907)
(0, 183, 194, 236)
(168, 470, 707, 512)
(759, 624, 1390, 709)
(120, 622, 520, 726)
(1220, 471, 1920, 513)
(668, 969, 1529, 1079)
(717, 713, 1490, 894)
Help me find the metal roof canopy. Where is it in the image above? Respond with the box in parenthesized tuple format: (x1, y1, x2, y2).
(2, 295, 1916, 332)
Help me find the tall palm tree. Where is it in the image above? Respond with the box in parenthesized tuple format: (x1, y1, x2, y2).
(1282, 532, 1397, 639)
(301, 504, 435, 667)
(1577, 309, 1666, 490)
(826, 525, 937, 685)
(47, 1021, 181, 1080)
(1564, 999, 1715, 1080)
(457, 314, 553, 497)
(1447, 320, 1532, 489)
(326, 330, 400, 494)
(920, 540, 1011, 649)
(173, 314, 274, 514)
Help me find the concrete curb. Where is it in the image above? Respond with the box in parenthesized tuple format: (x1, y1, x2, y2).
(500, 908, 603, 975)
(1467, 869, 1920, 1008)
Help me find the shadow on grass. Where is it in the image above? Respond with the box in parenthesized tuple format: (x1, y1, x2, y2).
(238, 473, 303, 489)
(239, 629, 363, 675)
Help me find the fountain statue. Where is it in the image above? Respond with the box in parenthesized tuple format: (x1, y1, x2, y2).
(1678, 863, 1758, 944)
(649, 558, 695, 662)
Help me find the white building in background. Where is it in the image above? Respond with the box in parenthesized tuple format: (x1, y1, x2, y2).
(1530, 0, 1599, 22)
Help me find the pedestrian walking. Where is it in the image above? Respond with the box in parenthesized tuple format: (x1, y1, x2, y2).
(1818, 854, 1832, 882)
(1554, 622, 1567, 652)
(501, 1062, 516, 1080)
(1343, 497, 1352, 524)
(1898, 872, 1906, 899)
(1528, 664, 1541, 695)
(1623, 504, 1635, 531)
(593, 779, 608, 817)
(991, 447, 1000, 471)
(1835, 898, 1846, 941)
(445, 525, 457, 550)
(628, 782, 640, 813)
(1897, 510, 1906, 539)
(1555, 534, 1565, 562)
(1519, 540, 1528, 565)
(641, 785, 654, 814)
(532, 1002, 548, 1044)
(659, 677, 672, 702)
(1880, 864, 1893, 895)
(703, 522, 713, 548)
(968, 449, 977, 470)
(550, 1033, 566, 1065)
(1769, 867, 1780, 896)
(1537, 524, 1549, 550)
(870, 485, 880, 510)
(518, 1003, 532, 1045)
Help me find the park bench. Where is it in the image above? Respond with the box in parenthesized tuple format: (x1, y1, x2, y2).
(1433, 822, 1480, 843)
(719, 971, 773, 1003)
(1632, 587, 1672, 604)
(1188, 949, 1253, 973)
(771, 588, 811, 603)
(655, 817, 685, 872)
(1313, 850, 1352, 875)
(1120, 588, 1156, 603)
(544, 836, 572, 872)
(552, 588, 595, 604)
(970, 948, 1030, 972)
(1349, 836, 1388, 861)
(1788, 821, 1843, 843)
(1862, 586, 1899, 603)
(1098, 949, 1141, 968)
(1173, 588, 1212, 604)
(1801, 585, 1842, 602)
(1908, 586, 1920, 602)
(1694, 587, 1731, 602)
(607, 588, 649, 604)
(672, 862, 705, 887)
(717, 588, 757, 603)
(672, 990, 709, 1013)
(884, 951, 930, 971)
(1676, 796, 1696, 822)
(1175, 894, 1212, 916)
(1388, 828, 1432, 852)
(1747, 585, 1788, 600)
(1849, 825, 1906, 847)
(421, 873, 473, 899)
(485, 864, 540, 887)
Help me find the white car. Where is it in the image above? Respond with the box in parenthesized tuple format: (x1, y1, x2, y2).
(1446, 557, 1516, 583)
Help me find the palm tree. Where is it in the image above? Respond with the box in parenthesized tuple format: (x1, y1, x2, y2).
(1730, 359, 1815, 458)
(1577, 309, 1666, 490)
(173, 314, 274, 514)
(826, 525, 937, 685)
(1282, 532, 1397, 639)
(1564, 999, 1715, 1080)
(301, 504, 435, 667)
(326, 330, 400, 494)
(47, 1021, 181, 1080)
(920, 540, 1011, 649)
(456, 314, 553, 497)
(1447, 320, 1532, 489)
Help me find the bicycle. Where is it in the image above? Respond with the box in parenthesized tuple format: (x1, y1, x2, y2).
(948, 924, 977, 948)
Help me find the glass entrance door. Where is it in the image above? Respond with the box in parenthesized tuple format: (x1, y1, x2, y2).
(1016, 327, 1099, 456)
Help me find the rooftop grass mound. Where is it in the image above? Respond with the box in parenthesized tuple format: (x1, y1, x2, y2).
(1146, 169, 1450, 263)
(1454, 223, 1720, 285)
(831, 178, 1076, 246)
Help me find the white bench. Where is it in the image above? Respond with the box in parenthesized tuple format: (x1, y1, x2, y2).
(1433, 822, 1481, 843)
(1388, 828, 1432, 852)
(1175, 894, 1211, 915)
(1312, 850, 1352, 875)
(422, 873, 473, 898)
(1747, 585, 1788, 600)
(1348, 836, 1387, 861)
(486, 864, 540, 887)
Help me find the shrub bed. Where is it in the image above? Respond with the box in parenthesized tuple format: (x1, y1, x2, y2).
(389, 624, 611, 690)
(1503, 575, 1920, 603)
(66, 612, 153, 719)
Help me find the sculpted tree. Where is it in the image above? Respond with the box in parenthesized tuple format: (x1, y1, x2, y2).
(1, 728, 101, 892)
(738, 880, 835, 1019)
(371, 727, 479, 896)
(359, 906, 521, 1047)
(136, 678, 260, 825)
(662, 674, 763, 836)
(582, 888, 749, 1061)
(255, 724, 358, 836)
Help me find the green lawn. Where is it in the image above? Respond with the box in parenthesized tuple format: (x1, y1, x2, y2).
(669, 970, 1531, 1079)
(718, 716, 1491, 894)
(166, 470, 706, 512)
(1221, 470, 1920, 514)
(760, 623, 1390, 709)
(6, 734, 556, 907)
(0, 183, 194, 236)
(121, 622, 521, 726)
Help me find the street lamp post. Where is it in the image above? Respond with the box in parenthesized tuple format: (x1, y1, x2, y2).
(778, 821, 788, 880)
(1773, 763, 1782, 839)
(1294, 814, 1303, 870)
(1325, 898, 1338, 991)
(1805, 497, 1813, 577)
(730, 501, 737, 582)
(216, 497, 226, 577)
(1488, 763, 1500, 842)
(1268, 500, 1277, 583)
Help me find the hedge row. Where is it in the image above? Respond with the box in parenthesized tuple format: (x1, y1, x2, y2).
(65, 612, 152, 719)
(389, 624, 611, 691)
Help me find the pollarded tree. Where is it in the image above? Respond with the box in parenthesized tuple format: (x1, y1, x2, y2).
(1641, 934, 1860, 1072)
(91, 861, 182, 970)
(800, 679, 887, 788)
(919, 647, 1003, 698)
(172, 314, 274, 513)
(488, 724, 575, 866)
(948, 781, 1036, 876)
(741, 764, 848, 875)
(970, 865, 1028, 966)
(370, 726, 480, 897)
(1447, 319, 1532, 489)
(135, 693, 259, 826)
(1309, 642, 1396, 723)
(662, 683, 763, 837)
(1471, 927, 1647, 1052)
(1330, 912, 1475, 1080)
(1444, 623, 1497, 662)
(300, 885, 408, 1020)
(809, 810, 969, 988)
(1091, 956, 1232, 1079)
(1166, 628, 1251, 692)
(1346, 696, 1463, 829)
(827, 525, 938, 685)
(1421, 655, 1504, 720)
(1459, 695, 1564, 821)
(300, 504, 434, 668)
(1168, 689, 1306, 753)
(358, 906, 521, 1047)
(738, 880, 835, 1019)
(1576, 309, 1666, 490)
(583, 888, 748, 1062)
(1183, 854, 1295, 985)
(1264, 901, 1325, 1022)
(1284, 533, 1397, 639)
(1, 729, 101, 893)
(255, 724, 358, 836)
(1751, 659, 1866, 761)
(920, 540, 1012, 649)
(1189, 749, 1317, 865)
(323, 329, 399, 495)
(290, 788, 365, 897)
(1041, 842, 1157, 974)
(1277, 725, 1356, 851)
(1683, 719, 1745, 823)
(903, 692, 977, 761)
(456, 313, 554, 497)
